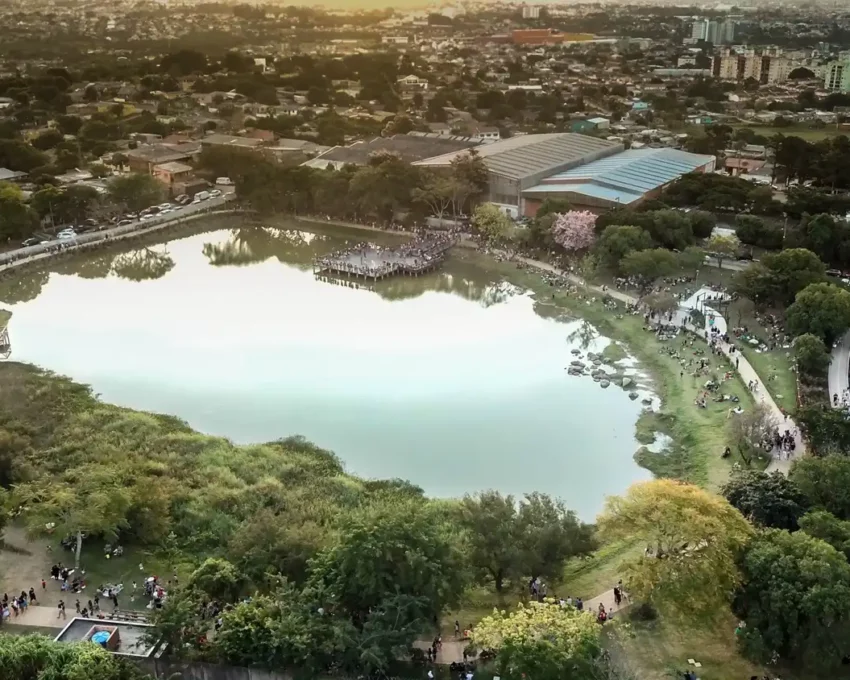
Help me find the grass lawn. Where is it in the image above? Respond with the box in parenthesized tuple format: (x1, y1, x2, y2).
(731, 124, 848, 142)
(560, 540, 641, 600)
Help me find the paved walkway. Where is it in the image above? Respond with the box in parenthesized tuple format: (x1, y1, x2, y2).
(3, 604, 65, 629)
(829, 329, 850, 409)
(517, 256, 804, 473)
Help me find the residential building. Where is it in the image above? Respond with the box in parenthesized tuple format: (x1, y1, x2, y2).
(521, 5, 540, 19)
(713, 49, 791, 84)
(153, 161, 194, 190)
(824, 59, 850, 93)
(692, 19, 736, 45)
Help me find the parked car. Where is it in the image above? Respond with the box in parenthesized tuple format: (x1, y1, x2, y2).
(117, 219, 133, 226)
(209, 189, 222, 198)
(157, 203, 172, 211)
(57, 232, 76, 240)
(216, 177, 234, 186)
(22, 237, 42, 247)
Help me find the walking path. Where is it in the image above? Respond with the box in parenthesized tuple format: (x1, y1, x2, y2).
(517, 255, 805, 473)
(3, 604, 65, 629)
(829, 329, 850, 409)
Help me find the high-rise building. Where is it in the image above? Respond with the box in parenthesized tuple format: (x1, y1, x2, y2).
(691, 20, 709, 41)
(824, 59, 850, 93)
(692, 18, 736, 45)
(521, 4, 540, 19)
(712, 49, 791, 84)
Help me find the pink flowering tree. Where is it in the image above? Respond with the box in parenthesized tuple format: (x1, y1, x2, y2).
(551, 211, 598, 254)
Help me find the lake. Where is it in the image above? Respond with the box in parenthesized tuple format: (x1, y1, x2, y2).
(0, 218, 652, 518)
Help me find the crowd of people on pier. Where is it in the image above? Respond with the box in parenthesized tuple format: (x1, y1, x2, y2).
(315, 232, 455, 279)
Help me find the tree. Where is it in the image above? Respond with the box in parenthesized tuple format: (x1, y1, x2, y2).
(721, 470, 808, 530)
(458, 491, 520, 593)
(450, 149, 489, 211)
(595, 224, 653, 271)
(472, 203, 513, 243)
(473, 601, 602, 680)
(734, 529, 850, 670)
(56, 114, 83, 136)
(799, 510, 850, 559)
(799, 213, 842, 262)
(16, 464, 132, 570)
(107, 173, 164, 213)
(643, 292, 679, 316)
(597, 479, 753, 620)
(619, 248, 678, 286)
(551, 211, 597, 254)
(727, 402, 776, 465)
(31, 129, 64, 151)
(733, 248, 826, 306)
(794, 333, 830, 377)
(412, 172, 455, 225)
(307, 500, 466, 626)
(705, 233, 739, 268)
(0, 634, 147, 680)
(687, 210, 716, 239)
(735, 215, 783, 250)
(186, 558, 245, 602)
(791, 455, 850, 519)
(0, 194, 38, 240)
(678, 245, 705, 278)
(787, 282, 850, 346)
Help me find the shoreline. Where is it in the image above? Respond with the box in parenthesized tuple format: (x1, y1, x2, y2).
(0, 211, 782, 487)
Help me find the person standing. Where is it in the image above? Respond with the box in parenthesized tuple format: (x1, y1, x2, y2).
(75, 599, 81, 614)
(57, 600, 66, 620)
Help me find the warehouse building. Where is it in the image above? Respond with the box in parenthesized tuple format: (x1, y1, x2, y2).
(521, 147, 716, 214)
(414, 133, 622, 218)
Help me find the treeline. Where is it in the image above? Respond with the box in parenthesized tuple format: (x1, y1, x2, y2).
(200, 145, 489, 224)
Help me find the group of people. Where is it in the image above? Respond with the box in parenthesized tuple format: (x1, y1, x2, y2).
(50, 562, 86, 594)
(0, 588, 39, 622)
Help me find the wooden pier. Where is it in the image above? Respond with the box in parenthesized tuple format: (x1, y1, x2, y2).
(313, 235, 455, 282)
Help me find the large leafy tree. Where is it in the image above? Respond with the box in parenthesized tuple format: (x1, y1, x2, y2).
(595, 224, 653, 271)
(787, 282, 850, 346)
(472, 202, 513, 243)
(619, 247, 678, 287)
(473, 601, 602, 680)
(734, 529, 850, 670)
(597, 479, 753, 620)
(794, 333, 831, 377)
(733, 248, 826, 306)
(107, 173, 164, 213)
(459, 491, 594, 593)
(721, 470, 808, 530)
(799, 510, 850, 559)
(791, 455, 850, 519)
(551, 210, 597, 254)
(307, 499, 466, 626)
(17, 464, 133, 569)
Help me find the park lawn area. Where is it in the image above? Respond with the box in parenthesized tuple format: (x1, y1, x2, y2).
(740, 344, 797, 413)
(731, 123, 848, 142)
(560, 540, 641, 600)
(470, 253, 764, 488)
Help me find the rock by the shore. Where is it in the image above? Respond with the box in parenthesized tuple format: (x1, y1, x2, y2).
(570, 348, 581, 355)
(600, 380, 610, 388)
(641, 398, 653, 405)
(622, 377, 633, 388)
(570, 360, 585, 368)
(629, 392, 639, 400)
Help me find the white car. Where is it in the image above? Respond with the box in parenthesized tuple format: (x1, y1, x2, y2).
(209, 189, 222, 198)
(157, 203, 172, 210)
(140, 214, 154, 221)
(160, 208, 173, 215)
(216, 177, 234, 186)
(57, 232, 76, 240)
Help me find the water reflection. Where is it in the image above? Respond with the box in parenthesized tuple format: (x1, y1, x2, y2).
(0, 218, 651, 517)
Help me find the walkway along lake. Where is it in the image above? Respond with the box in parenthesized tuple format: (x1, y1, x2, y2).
(0, 218, 652, 519)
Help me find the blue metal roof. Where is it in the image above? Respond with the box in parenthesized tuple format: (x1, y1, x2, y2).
(523, 148, 714, 205)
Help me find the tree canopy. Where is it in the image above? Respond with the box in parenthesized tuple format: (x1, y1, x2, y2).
(786, 282, 850, 346)
(735, 529, 850, 670)
(721, 470, 808, 530)
(598, 479, 753, 620)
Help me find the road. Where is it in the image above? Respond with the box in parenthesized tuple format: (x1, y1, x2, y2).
(829, 330, 850, 408)
(0, 193, 236, 272)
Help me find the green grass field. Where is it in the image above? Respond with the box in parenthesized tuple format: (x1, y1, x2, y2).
(731, 124, 848, 142)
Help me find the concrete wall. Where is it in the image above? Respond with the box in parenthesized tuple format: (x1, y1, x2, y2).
(137, 658, 292, 680)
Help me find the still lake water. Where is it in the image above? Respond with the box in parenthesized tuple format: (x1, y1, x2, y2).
(0, 219, 651, 518)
